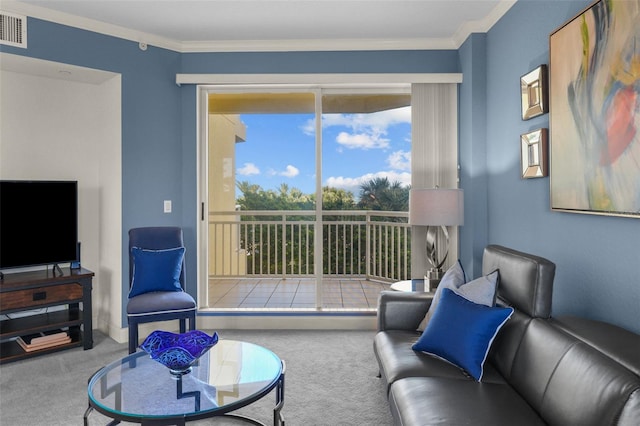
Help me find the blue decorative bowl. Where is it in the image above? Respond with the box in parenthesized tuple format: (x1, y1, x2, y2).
(140, 330, 219, 376)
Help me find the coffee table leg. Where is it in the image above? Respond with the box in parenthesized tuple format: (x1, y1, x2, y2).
(86, 368, 123, 426)
(83, 405, 92, 426)
(273, 361, 285, 426)
(83, 405, 121, 426)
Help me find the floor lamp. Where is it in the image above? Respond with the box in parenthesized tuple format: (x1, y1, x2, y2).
(409, 188, 464, 287)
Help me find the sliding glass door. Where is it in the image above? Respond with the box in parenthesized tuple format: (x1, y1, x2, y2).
(201, 86, 411, 311)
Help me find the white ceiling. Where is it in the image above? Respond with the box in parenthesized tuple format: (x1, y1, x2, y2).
(3, 0, 517, 52)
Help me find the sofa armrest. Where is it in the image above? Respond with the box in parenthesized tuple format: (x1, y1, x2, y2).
(377, 291, 432, 332)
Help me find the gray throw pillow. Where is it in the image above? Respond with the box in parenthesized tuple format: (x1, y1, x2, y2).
(417, 260, 466, 331)
(417, 263, 499, 331)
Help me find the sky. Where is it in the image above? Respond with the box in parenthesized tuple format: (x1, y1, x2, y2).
(235, 106, 412, 199)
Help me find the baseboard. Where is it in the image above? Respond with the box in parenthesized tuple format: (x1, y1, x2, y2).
(102, 312, 378, 344)
(197, 312, 378, 330)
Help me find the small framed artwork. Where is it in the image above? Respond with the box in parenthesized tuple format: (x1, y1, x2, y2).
(520, 65, 548, 120)
(521, 128, 548, 179)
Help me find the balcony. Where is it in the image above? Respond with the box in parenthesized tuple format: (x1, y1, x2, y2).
(206, 210, 411, 310)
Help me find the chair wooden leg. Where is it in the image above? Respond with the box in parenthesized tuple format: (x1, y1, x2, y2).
(179, 318, 186, 333)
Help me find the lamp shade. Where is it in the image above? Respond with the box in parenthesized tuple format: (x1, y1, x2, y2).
(409, 188, 464, 226)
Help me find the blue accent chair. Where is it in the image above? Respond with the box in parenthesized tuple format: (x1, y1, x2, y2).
(126, 227, 196, 354)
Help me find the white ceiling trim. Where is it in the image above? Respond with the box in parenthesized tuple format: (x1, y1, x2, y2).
(180, 37, 458, 53)
(452, 0, 516, 46)
(2, 0, 516, 53)
(176, 73, 463, 87)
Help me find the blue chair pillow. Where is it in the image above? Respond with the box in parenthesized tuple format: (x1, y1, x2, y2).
(129, 246, 185, 298)
(412, 288, 514, 381)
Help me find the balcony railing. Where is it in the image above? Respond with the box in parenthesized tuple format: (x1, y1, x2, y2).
(208, 210, 411, 283)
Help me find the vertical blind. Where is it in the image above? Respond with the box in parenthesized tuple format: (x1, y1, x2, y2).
(410, 83, 459, 278)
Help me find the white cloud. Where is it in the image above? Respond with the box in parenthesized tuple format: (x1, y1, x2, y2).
(322, 106, 411, 132)
(330, 107, 409, 151)
(325, 170, 411, 195)
(387, 150, 411, 171)
(237, 162, 260, 176)
(301, 106, 411, 145)
(301, 118, 316, 136)
(268, 165, 300, 178)
(336, 132, 389, 150)
(280, 165, 300, 178)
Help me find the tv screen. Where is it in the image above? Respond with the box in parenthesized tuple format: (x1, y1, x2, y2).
(0, 180, 78, 270)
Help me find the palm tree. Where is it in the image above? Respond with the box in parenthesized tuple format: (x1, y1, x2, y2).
(357, 177, 409, 211)
(358, 177, 389, 210)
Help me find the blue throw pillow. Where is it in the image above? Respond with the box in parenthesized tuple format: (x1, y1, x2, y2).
(129, 246, 185, 298)
(419, 262, 500, 332)
(412, 288, 514, 381)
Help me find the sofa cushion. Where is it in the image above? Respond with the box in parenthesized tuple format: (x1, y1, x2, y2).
(126, 290, 196, 315)
(487, 309, 534, 382)
(551, 316, 640, 377)
(509, 318, 640, 426)
(413, 289, 513, 381)
(129, 246, 185, 298)
(374, 330, 508, 390)
(375, 330, 505, 392)
(389, 377, 545, 426)
(542, 342, 640, 426)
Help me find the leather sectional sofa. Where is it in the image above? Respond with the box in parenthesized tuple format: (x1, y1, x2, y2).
(374, 245, 640, 425)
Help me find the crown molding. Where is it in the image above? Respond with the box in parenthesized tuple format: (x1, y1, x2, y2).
(2, 1, 183, 52)
(2, 0, 516, 53)
(452, 0, 517, 46)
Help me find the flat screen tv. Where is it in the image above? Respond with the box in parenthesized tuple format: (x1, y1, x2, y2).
(0, 180, 78, 270)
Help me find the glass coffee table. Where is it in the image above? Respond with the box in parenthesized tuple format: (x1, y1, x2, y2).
(84, 340, 284, 426)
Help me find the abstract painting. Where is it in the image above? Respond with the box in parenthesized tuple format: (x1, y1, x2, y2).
(550, 0, 640, 218)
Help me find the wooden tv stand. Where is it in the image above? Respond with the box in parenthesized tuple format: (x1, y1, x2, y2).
(0, 267, 93, 364)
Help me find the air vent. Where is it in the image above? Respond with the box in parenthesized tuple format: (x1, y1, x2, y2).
(0, 11, 27, 48)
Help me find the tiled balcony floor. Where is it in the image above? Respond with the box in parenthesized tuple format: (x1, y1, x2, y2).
(208, 277, 391, 309)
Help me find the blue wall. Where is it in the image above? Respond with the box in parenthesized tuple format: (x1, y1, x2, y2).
(2, 2, 638, 333)
(458, 33, 489, 279)
(459, 0, 639, 333)
(180, 50, 459, 73)
(1, 19, 185, 327)
(1, 18, 460, 327)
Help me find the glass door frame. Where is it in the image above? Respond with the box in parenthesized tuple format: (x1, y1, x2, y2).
(196, 83, 414, 310)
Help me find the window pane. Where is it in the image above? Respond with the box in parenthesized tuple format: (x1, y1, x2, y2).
(207, 92, 317, 308)
(321, 95, 411, 209)
(321, 94, 412, 290)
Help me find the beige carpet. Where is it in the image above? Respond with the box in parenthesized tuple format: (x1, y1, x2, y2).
(0, 329, 392, 425)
